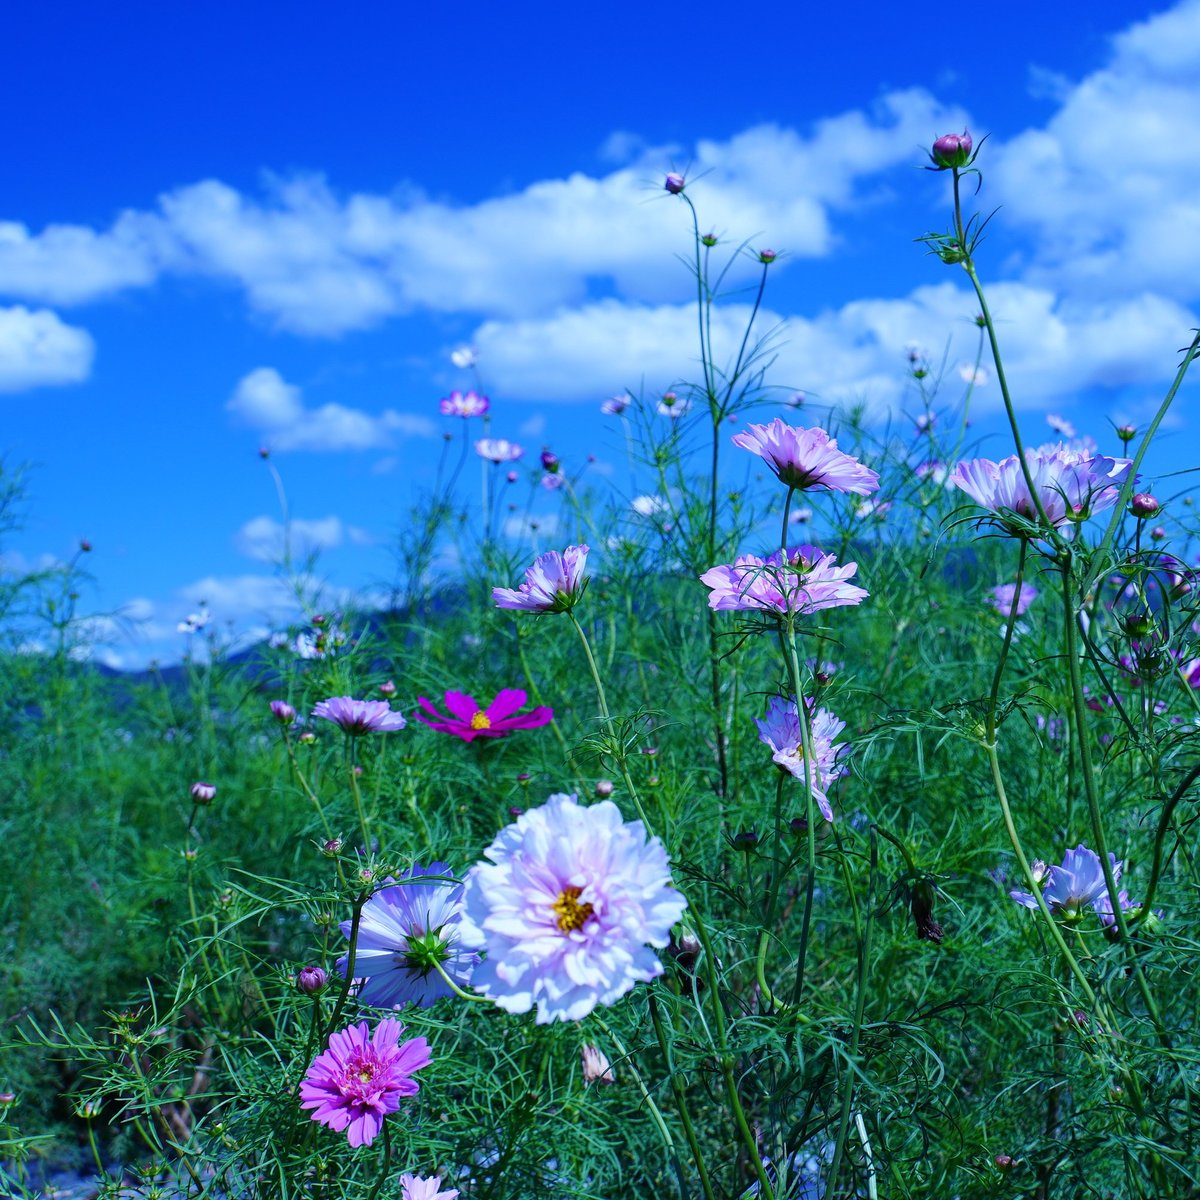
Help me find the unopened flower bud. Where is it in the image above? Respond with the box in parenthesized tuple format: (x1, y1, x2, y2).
(732, 830, 759, 851)
(181, 847, 198, 862)
(378, 680, 396, 697)
(581, 1044, 616, 1086)
(322, 838, 344, 857)
(660, 392, 677, 409)
(757, 248, 777, 264)
(80, 538, 92, 553)
(1117, 424, 1137, 443)
(973, 313, 987, 328)
(299, 730, 317, 745)
(700, 231, 717, 247)
(508, 806, 523, 818)
(664, 172, 685, 194)
(516, 773, 531, 785)
(258, 446, 270, 459)
(1150, 526, 1167, 541)
(993, 1154, 1015, 1172)
(0, 1093, 16, 1105)
(270, 699, 296, 724)
(506, 470, 519, 484)
(931, 130, 973, 169)
(311, 613, 326, 627)
(190, 781, 216, 805)
(540, 449, 560, 472)
(669, 930, 701, 974)
(297, 966, 329, 995)
(594, 779, 614, 798)
(1122, 612, 1155, 638)
(1130, 493, 1160, 518)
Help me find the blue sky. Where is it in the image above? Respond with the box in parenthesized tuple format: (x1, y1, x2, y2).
(2, 1, 1198, 667)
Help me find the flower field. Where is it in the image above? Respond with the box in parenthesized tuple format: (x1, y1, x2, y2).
(1, 136, 1199, 1200)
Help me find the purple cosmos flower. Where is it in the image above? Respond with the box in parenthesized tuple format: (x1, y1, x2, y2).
(989, 582, 1038, 617)
(1010, 845, 1122, 918)
(312, 697, 408, 735)
(700, 545, 869, 615)
(1046, 413, 1076, 438)
(299, 1019, 431, 1148)
(439, 389, 489, 418)
(601, 394, 631, 416)
(1092, 888, 1137, 929)
(475, 438, 524, 463)
(754, 696, 848, 821)
(459, 793, 688, 1023)
(493, 544, 589, 613)
(339, 863, 479, 1009)
(416, 688, 553, 743)
(400, 1175, 460, 1200)
(270, 699, 296, 724)
(950, 445, 1133, 529)
(731, 420, 880, 495)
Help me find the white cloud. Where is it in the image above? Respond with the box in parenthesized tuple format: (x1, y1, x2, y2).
(991, 0, 1200, 302)
(235, 514, 347, 563)
(227, 366, 436, 451)
(0, 89, 967, 336)
(0, 306, 94, 391)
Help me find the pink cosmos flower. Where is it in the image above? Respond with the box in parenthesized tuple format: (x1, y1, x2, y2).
(439, 389, 489, 418)
(340, 862, 479, 1008)
(989, 582, 1038, 617)
(475, 438, 524, 463)
(400, 1175, 459, 1200)
(601, 394, 631, 416)
(1046, 413, 1076, 438)
(312, 697, 408, 735)
(700, 545, 869, 615)
(459, 793, 688, 1023)
(299, 1019, 431, 1148)
(416, 688, 553, 742)
(950, 444, 1133, 529)
(730, 420, 880, 495)
(493, 545, 589, 613)
(754, 696, 848, 821)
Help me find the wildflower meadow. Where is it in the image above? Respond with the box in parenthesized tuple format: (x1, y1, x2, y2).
(3, 133, 1200, 1200)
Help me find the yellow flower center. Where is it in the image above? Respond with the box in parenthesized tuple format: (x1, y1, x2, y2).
(552, 886, 594, 933)
(470, 711, 492, 730)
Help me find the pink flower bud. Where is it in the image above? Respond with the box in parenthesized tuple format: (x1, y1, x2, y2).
(594, 779, 614, 798)
(296, 966, 329, 995)
(757, 248, 777, 264)
(79, 538, 92, 553)
(993, 1154, 1015, 1172)
(506, 470, 519, 484)
(378, 680, 396, 697)
(190, 781, 216, 805)
(581, 1044, 616, 1085)
(1117, 424, 1137, 443)
(1151, 526, 1167, 541)
(270, 699, 296, 724)
(931, 130, 973, 169)
(664, 172, 685, 194)
(540, 449, 560, 472)
(1130, 493, 1160, 518)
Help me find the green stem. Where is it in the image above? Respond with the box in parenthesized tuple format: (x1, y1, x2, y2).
(363, 1120, 392, 1200)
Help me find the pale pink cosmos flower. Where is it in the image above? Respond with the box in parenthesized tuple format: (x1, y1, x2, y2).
(731, 419, 880, 495)
(449, 345, 478, 369)
(754, 696, 848, 821)
(475, 438, 524, 463)
(1046, 413, 1076, 438)
(299, 1019, 431, 1147)
(958, 364, 989, 387)
(312, 697, 408, 735)
(459, 793, 687, 1023)
(700, 545, 869, 615)
(950, 444, 1132, 528)
(601, 394, 631, 416)
(440, 389, 489, 418)
(657, 394, 692, 418)
(493, 545, 589, 613)
(581, 1044, 616, 1085)
(400, 1175, 459, 1200)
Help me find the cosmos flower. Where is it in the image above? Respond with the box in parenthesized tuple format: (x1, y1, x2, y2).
(475, 438, 524, 463)
(1010, 845, 1122, 918)
(459, 793, 687, 1023)
(656, 394, 692, 418)
(957, 364, 989, 387)
(415, 689, 553, 743)
(601, 394, 631, 416)
(989, 582, 1038, 617)
(299, 1019, 431, 1148)
(340, 863, 479, 1009)
(730, 420, 880, 495)
(270, 699, 296, 724)
(950, 444, 1133, 529)
(1046, 413, 1077, 438)
(400, 1175, 460, 1200)
(312, 697, 408, 735)
(754, 696, 848, 821)
(439, 389, 489, 418)
(449, 345, 478, 369)
(493, 545, 589, 613)
(700, 545, 869, 615)
(631, 495, 669, 517)
(581, 1044, 616, 1086)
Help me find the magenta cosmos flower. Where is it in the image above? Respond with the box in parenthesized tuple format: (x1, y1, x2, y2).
(754, 696, 848, 822)
(340, 862, 479, 1009)
(700, 545, 868, 615)
(950, 444, 1132, 529)
(312, 696, 408, 735)
(493, 545, 589, 613)
(731, 420, 880, 495)
(475, 437, 524, 463)
(416, 688, 553, 742)
(299, 1018, 431, 1147)
(459, 793, 688, 1023)
(439, 389, 489, 418)
(400, 1175, 459, 1200)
